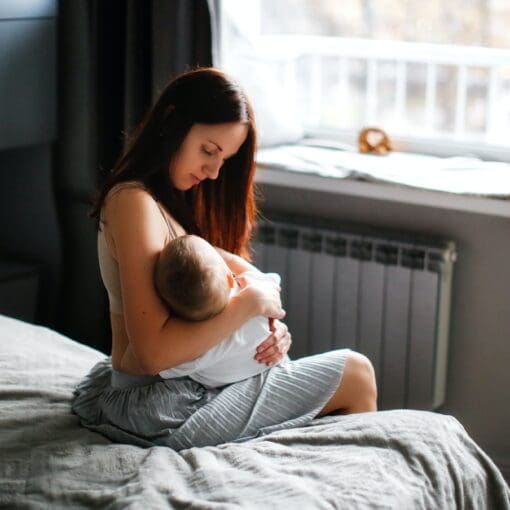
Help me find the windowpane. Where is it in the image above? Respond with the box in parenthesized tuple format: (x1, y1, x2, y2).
(465, 67, 489, 135)
(376, 61, 397, 128)
(435, 66, 457, 135)
(259, 0, 510, 49)
(406, 63, 427, 132)
(220, 0, 510, 156)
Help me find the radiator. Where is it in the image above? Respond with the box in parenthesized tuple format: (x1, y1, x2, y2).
(252, 217, 457, 411)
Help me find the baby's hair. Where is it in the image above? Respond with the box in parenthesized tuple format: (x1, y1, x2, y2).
(154, 235, 230, 321)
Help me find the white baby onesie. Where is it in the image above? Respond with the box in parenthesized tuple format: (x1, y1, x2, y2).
(159, 271, 289, 388)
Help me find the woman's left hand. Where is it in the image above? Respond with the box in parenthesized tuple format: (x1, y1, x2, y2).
(255, 319, 292, 366)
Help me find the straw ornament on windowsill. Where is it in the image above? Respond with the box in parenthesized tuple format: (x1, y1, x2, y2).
(358, 127, 393, 155)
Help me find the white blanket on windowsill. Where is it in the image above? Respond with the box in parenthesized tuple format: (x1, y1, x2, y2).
(257, 141, 510, 198)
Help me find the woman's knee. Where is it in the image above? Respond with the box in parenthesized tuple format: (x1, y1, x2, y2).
(342, 351, 378, 410)
(319, 351, 378, 416)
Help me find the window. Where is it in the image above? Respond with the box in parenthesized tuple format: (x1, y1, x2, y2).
(218, 0, 510, 161)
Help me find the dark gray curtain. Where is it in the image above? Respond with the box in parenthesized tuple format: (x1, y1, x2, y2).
(56, 0, 213, 352)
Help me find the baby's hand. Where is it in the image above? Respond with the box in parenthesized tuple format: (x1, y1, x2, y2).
(236, 275, 285, 320)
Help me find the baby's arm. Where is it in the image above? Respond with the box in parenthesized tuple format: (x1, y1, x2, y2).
(215, 247, 261, 275)
(159, 333, 231, 379)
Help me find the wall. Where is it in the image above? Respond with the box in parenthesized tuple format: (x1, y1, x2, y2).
(0, 146, 61, 325)
(258, 180, 510, 473)
(0, 1, 60, 328)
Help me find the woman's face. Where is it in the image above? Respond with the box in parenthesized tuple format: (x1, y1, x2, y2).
(169, 122, 249, 191)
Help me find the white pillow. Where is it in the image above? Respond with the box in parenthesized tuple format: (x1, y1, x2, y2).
(235, 57, 305, 147)
(223, 46, 305, 147)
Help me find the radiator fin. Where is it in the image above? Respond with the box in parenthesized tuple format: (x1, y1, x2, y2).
(380, 265, 411, 409)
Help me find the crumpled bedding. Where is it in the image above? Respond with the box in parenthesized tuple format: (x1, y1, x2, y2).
(1, 314, 508, 509)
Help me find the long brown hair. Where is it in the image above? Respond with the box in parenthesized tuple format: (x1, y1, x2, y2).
(90, 67, 258, 259)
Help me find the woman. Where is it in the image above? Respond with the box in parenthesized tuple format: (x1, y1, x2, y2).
(72, 67, 377, 450)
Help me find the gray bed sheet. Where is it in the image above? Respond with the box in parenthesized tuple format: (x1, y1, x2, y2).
(0, 314, 508, 509)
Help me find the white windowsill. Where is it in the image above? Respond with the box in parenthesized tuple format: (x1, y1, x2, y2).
(256, 166, 510, 220)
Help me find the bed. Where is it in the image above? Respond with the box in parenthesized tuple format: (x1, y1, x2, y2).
(1, 313, 508, 509)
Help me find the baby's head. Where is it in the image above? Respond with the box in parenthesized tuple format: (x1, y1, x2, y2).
(154, 235, 235, 321)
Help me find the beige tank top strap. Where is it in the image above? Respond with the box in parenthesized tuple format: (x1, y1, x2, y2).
(109, 180, 146, 195)
(155, 203, 179, 240)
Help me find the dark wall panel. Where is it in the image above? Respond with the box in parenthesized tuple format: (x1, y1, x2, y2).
(0, 145, 61, 325)
(0, 0, 59, 328)
(0, 8, 56, 149)
(0, 0, 56, 19)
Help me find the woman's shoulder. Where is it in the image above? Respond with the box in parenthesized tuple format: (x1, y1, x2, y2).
(103, 181, 186, 239)
(101, 181, 160, 226)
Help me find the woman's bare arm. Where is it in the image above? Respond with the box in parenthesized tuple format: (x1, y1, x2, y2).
(105, 187, 283, 375)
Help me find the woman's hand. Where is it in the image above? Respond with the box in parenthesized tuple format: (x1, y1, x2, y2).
(255, 319, 292, 366)
(236, 274, 286, 320)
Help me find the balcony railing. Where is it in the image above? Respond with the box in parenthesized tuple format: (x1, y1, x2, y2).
(248, 35, 510, 148)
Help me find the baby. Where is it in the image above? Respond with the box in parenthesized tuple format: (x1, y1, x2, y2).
(154, 234, 287, 388)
